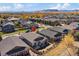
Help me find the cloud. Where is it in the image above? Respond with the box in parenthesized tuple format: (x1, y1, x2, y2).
(50, 4, 61, 10)
(50, 3, 70, 10)
(62, 3, 70, 9)
(14, 4, 24, 9)
(0, 4, 25, 12)
(0, 3, 72, 12)
(0, 6, 11, 11)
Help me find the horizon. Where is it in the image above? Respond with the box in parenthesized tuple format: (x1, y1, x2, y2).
(0, 3, 78, 12)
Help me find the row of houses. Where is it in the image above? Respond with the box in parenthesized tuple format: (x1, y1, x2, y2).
(32, 15, 79, 26)
(1, 16, 77, 33)
(44, 14, 79, 19)
(0, 17, 41, 33)
(0, 16, 76, 33)
(38, 26, 69, 42)
(29, 18, 62, 26)
(0, 26, 69, 56)
(0, 17, 20, 33)
(0, 15, 78, 33)
(0, 32, 49, 56)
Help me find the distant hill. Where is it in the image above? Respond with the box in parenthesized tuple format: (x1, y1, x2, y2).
(0, 9, 79, 14)
(34, 9, 79, 13)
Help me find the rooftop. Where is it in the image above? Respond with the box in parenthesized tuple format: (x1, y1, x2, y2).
(0, 36, 29, 55)
(38, 29, 57, 38)
(48, 26, 67, 33)
(20, 32, 45, 43)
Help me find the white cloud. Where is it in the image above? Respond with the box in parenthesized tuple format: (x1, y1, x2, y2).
(62, 3, 70, 9)
(50, 4, 61, 10)
(0, 6, 11, 11)
(0, 4, 25, 12)
(14, 4, 24, 9)
(50, 3, 70, 10)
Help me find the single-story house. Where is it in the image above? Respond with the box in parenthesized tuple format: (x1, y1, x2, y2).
(38, 29, 62, 42)
(58, 25, 73, 31)
(20, 32, 49, 50)
(69, 22, 79, 30)
(0, 36, 30, 56)
(7, 17, 20, 22)
(0, 26, 2, 32)
(48, 26, 69, 34)
(2, 22, 15, 33)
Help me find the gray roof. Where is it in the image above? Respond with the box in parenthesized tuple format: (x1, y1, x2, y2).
(7, 17, 20, 21)
(0, 36, 29, 56)
(60, 19, 67, 21)
(44, 18, 60, 22)
(2, 22, 14, 27)
(20, 32, 45, 43)
(58, 26, 72, 30)
(48, 26, 66, 33)
(38, 29, 57, 39)
(0, 27, 2, 31)
(19, 20, 27, 25)
(69, 22, 79, 27)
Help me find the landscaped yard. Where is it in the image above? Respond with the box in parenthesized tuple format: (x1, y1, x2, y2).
(0, 32, 4, 36)
(0, 29, 26, 36)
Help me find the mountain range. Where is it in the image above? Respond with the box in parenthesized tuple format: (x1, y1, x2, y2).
(0, 9, 79, 13)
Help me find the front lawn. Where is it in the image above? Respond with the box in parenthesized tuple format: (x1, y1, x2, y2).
(0, 29, 26, 36)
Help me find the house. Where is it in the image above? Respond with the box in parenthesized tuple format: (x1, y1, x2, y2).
(2, 22, 15, 33)
(18, 19, 31, 29)
(29, 18, 42, 23)
(0, 36, 30, 56)
(18, 19, 27, 26)
(58, 25, 73, 31)
(0, 26, 2, 32)
(7, 17, 20, 22)
(38, 29, 62, 42)
(20, 32, 49, 50)
(48, 26, 69, 34)
(29, 18, 36, 22)
(69, 22, 79, 30)
(41, 18, 61, 26)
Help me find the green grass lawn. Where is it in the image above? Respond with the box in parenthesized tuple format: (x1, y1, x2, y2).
(0, 32, 4, 36)
(37, 27, 45, 31)
(75, 32, 79, 36)
(0, 29, 26, 36)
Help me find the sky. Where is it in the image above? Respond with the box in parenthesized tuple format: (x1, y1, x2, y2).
(0, 3, 79, 12)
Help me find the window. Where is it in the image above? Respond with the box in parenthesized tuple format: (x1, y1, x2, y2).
(38, 41, 42, 46)
(34, 37, 44, 41)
